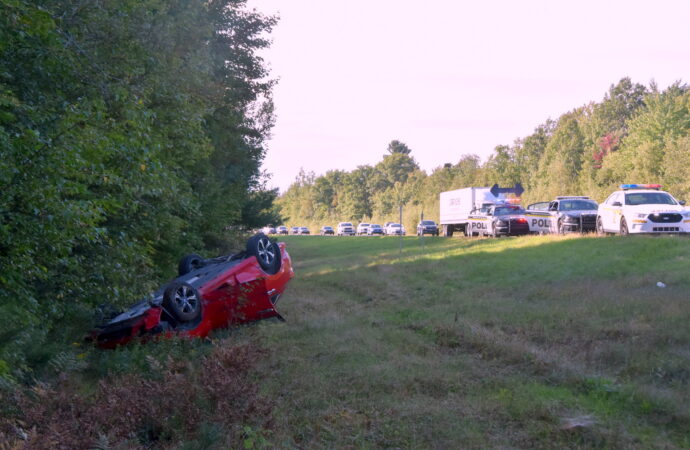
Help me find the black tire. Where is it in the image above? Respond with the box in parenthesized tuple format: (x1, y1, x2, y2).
(620, 217, 629, 235)
(247, 233, 281, 274)
(464, 226, 471, 237)
(163, 281, 202, 322)
(178, 254, 204, 276)
(596, 216, 606, 235)
(557, 219, 565, 235)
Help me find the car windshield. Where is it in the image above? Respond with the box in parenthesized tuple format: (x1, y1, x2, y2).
(494, 206, 525, 215)
(371, 224, 381, 228)
(390, 223, 401, 227)
(421, 220, 435, 225)
(360, 223, 369, 226)
(527, 202, 549, 211)
(323, 226, 332, 230)
(559, 200, 598, 211)
(625, 192, 677, 206)
(341, 223, 352, 227)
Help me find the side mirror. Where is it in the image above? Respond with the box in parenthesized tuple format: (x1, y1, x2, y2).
(680, 200, 686, 206)
(612, 201, 622, 207)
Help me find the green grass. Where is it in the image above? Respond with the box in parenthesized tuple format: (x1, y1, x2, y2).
(254, 234, 690, 448)
(8, 233, 689, 448)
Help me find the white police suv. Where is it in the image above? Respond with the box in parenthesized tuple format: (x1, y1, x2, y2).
(597, 184, 690, 235)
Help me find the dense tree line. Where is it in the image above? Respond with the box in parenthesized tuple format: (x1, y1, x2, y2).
(279, 78, 690, 233)
(0, 0, 280, 381)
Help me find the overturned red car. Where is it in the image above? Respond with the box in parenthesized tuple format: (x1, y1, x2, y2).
(92, 234, 293, 348)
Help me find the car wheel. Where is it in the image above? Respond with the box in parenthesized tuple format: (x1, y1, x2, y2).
(178, 254, 204, 276)
(620, 217, 629, 235)
(464, 226, 471, 237)
(596, 216, 606, 235)
(164, 281, 202, 322)
(247, 233, 281, 274)
(557, 219, 565, 235)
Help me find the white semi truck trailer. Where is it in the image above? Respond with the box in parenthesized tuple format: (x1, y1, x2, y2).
(439, 187, 502, 237)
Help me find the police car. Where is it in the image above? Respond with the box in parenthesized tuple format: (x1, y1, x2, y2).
(466, 202, 530, 237)
(597, 184, 690, 235)
(526, 196, 599, 234)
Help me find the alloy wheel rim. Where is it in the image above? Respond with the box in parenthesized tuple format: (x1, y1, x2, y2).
(174, 285, 198, 313)
(257, 238, 275, 265)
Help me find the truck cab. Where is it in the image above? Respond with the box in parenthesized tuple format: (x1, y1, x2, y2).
(439, 187, 502, 236)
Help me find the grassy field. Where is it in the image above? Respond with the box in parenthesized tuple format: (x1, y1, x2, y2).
(253, 234, 690, 448)
(5, 233, 690, 448)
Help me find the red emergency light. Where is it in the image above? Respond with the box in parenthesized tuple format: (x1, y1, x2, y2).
(620, 184, 662, 190)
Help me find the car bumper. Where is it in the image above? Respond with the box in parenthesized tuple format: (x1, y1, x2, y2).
(561, 223, 596, 232)
(627, 221, 690, 233)
(495, 225, 531, 236)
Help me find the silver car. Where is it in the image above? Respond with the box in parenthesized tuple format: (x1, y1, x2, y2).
(527, 196, 598, 234)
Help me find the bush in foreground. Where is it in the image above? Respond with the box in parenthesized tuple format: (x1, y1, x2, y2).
(1, 341, 273, 449)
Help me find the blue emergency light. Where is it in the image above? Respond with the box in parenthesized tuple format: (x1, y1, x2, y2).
(620, 184, 662, 190)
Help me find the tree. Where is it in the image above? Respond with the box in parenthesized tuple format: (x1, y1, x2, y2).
(339, 166, 376, 220)
(0, 0, 279, 381)
(603, 83, 690, 186)
(530, 110, 586, 201)
(386, 139, 412, 155)
(373, 153, 420, 190)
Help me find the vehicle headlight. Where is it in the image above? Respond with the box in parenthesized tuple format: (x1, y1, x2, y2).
(562, 215, 579, 223)
(636, 213, 648, 219)
(682, 211, 690, 218)
(495, 220, 507, 226)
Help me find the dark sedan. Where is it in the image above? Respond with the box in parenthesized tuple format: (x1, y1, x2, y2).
(416, 220, 439, 236)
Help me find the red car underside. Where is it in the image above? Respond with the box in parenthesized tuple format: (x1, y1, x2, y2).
(94, 243, 293, 348)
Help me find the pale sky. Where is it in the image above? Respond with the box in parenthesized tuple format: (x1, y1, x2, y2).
(247, 0, 690, 192)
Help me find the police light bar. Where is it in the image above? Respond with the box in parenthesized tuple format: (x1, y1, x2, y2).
(620, 184, 662, 190)
(505, 197, 521, 204)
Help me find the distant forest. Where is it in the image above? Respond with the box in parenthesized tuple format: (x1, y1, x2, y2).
(279, 78, 690, 231)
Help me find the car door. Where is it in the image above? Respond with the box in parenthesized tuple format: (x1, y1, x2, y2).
(526, 202, 551, 233)
(599, 193, 620, 232)
(484, 208, 494, 236)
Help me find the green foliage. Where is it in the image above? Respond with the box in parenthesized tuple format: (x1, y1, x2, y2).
(280, 78, 690, 230)
(386, 139, 412, 155)
(0, 0, 278, 380)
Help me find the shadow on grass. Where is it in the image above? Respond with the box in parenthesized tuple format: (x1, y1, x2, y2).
(269, 234, 690, 447)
